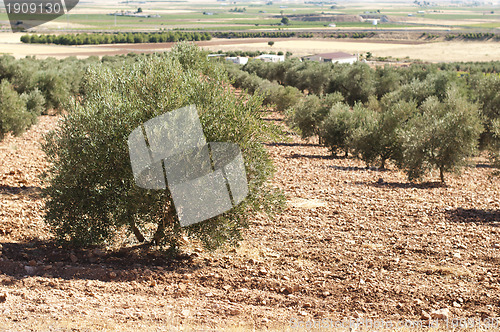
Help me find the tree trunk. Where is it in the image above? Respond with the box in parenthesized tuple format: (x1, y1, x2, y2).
(130, 221, 145, 243)
(439, 167, 445, 184)
(153, 203, 176, 245)
(380, 158, 386, 170)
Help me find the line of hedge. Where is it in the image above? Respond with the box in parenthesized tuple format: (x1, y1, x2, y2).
(445, 32, 500, 41)
(211, 31, 296, 39)
(20, 31, 212, 45)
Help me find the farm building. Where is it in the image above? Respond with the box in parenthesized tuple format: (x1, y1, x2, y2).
(305, 52, 358, 64)
(207, 54, 226, 62)
(225, 56, 249, 65)
(255, 54, 285, 62)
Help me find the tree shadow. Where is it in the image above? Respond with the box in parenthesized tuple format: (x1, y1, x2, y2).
(445, 208, 500, 226)
(285, 153, 336, 160)
(0, 185, 41, 196)
(261, 117, 284, 122)
(0, 240, 202, 283)
(264, 142, 321, 148)
(369, 181, 446, 189)
(474, 163, 493, 169)
(329, 165, 390, 172)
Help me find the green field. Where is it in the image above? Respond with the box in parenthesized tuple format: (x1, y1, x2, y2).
(2, 1, 500, 33)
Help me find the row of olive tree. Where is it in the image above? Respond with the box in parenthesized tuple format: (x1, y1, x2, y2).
(0, 55, 105, 139)
(21, 31, 212, 45)
(226, 63, 303, 112)
(289, 87, 484, 183)
(0, 54, 153, 141)
(236, 59, 499, 178)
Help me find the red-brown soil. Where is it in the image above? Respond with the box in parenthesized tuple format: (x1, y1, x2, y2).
(36, 37, 427, 58)
(0, 113, 499, 330)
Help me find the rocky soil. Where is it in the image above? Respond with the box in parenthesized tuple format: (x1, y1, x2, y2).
(0, 113, 499, 331)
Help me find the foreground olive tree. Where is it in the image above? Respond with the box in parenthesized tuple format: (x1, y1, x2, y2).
(42, 43, 282, 251)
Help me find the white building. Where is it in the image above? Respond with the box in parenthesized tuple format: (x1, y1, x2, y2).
(225, 56, 249, 65)
(207, 54, 226, 60)
(255, 54, 285, 63)
(305, 52, 358, 64)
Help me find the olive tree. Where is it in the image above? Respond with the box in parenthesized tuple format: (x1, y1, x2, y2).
(352, 100, 417, 169)
(21, 88, 46, 116)
(469, 74, 500, 149)
(289, 92, 344, 140)
(35, 70, 70, 112)
(42, 43, 282, 251)
(0, 80, 36, 140)
(319, 102, 365, 157)
(327, 63, 376, 105)
(399, 87, 483, 183)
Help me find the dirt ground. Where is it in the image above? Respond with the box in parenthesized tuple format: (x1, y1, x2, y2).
(0, 112, 499, 331)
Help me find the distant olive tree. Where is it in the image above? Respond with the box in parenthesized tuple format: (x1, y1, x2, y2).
(21, 88, 46, 116)
(35, 71, 70, 112)
(469, 73, 500, 149)
(0, 80, 36, 140)
(327, 63, 376, 105)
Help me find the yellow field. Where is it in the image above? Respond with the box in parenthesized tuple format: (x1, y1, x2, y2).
(0, 33, 116, 58)
(202, 39, 500, 62)
(1, 32, 499, 62)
